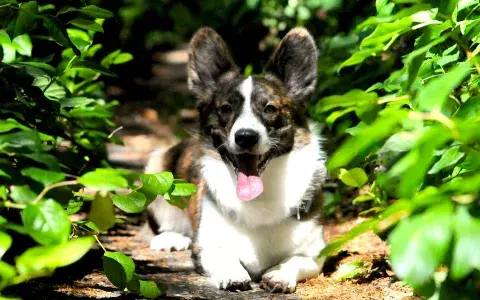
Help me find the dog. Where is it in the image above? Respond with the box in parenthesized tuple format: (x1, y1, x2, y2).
(145, 27, 327, 293)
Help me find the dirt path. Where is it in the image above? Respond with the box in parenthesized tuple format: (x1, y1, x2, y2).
(6, 213, 414, 299)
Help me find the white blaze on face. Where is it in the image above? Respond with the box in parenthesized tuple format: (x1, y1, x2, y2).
(229, 76, 269, 154)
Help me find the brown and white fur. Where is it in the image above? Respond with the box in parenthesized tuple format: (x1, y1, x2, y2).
(146, 27, 327, 293)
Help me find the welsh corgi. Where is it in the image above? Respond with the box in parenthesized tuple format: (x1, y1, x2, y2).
(146, 27, 327, 293)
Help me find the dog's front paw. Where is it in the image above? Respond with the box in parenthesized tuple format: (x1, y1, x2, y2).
(150, 231, 192, 252)
(211, 267, 252, 291)
(261, 267, 296, 293)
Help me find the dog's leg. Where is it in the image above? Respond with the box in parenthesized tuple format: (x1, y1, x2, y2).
(148, 197, 193, 252)
(200, 250, 252, 291)
(261, 256, 323, 293)
(196, 198, 252, 291)
(145, 149, 193, 252)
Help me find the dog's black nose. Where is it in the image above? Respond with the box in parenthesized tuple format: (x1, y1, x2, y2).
(235, 129, 259, 149)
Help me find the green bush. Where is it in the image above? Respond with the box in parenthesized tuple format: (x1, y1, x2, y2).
(0, 1, 195, 298)
(317, 0, 480, 297)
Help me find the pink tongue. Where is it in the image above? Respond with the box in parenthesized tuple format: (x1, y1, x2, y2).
(236, 172, 264, 201)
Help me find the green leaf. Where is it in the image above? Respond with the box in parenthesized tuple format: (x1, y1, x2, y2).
(102, 251, 135, 289)
(352, 194, 375, 204)
(10, 185, 36, 204)
(0, 260, 16, 286)
(316, 89, 378, 113)
(69, 105, 113, 118)
(126, 273, 141, 292)
(389, 202, 453, 289)
(415, 63, 471, 112)
(139, 173, 174, 202)
(404, 24, 449, 90)
(22, 199, 71, 246)
(378, 131, 421, 153)
(454, 96, 480, 120)
(164, 193, 187, 209)
(325, 107, 356, 127)
(12, 62, 56, 78)
(328, 109, 408, 170)
(112, 53, 133, 64)
(65, 199, 83, 215)
(0, 232, 12, 259)
(138, 280, 163, 299)
(339, 46, 383, 69)
(79, 169, 128, 192)
(333, 261, 371, 281)
(171, 183, 196, 197)
(0, 118, 29, 133)
(359, 4, 432, 29)
(70, 37, 90, 52)
(11, 34, 32, 56)
(89, 192, 116, 232)
(450, 206, 480, 281)
(441, 173, 480, 194)
(320, 219, 377, 257)
(13, 1, 38, 38)
(42, 15, 80, 56)
(154, 172, 174, 194)
(80, 5, 114, 19)
(56, 6, 78, 15)
(428, 146, 464, 174)
(392, 126, 451, 197)
(71, 60, 116, 76)
(338, 168, 368, 187)
(16, 236, 94, 279)
(23, 153, 60, 171)
(360, 17, 412, 47)
(439, 0, 459, 16)
(112, 192, 147, 214)
(60, 97, 95, 108)
(0, 130, 51, 150)
(0, 185, 6, 201)
(69, 18, 104, 33)
(21, 167, 65, 186)
(32, 77, 66, 100)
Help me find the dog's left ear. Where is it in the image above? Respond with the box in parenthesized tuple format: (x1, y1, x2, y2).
(188, 27, 238, 100)
(263, 28, 318, 102)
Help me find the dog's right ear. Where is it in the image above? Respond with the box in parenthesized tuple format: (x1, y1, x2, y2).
(188, 27, 238, 99)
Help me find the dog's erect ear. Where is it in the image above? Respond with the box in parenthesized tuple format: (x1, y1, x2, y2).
(188, 27, 238, 99)
(263, 28, 318, 102)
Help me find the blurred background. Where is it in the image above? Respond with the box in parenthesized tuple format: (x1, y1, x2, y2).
(69, 0, 403, 170)
(93, 0, 391, 110)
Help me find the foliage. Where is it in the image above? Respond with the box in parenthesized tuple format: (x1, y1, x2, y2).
(316, 0, 480, 297)
(0, 1, 195, 299)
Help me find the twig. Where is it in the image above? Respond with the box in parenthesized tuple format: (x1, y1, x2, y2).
(94, 235, 107, 252)
(33, 180, 78, 204)
(4, 201, 26, 209)
(108, 126, 124, 138)
(408, 110, 456, 131)
(63, 55, 77, 73)
(377, 94, 410, 105)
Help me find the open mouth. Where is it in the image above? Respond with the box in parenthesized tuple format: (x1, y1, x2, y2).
(228, 151, 275, 202)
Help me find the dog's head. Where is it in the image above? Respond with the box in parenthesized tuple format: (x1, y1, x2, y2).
(188, 27, 317, 201)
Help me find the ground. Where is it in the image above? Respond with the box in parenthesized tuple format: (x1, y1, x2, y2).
(6, 49, 417, 300)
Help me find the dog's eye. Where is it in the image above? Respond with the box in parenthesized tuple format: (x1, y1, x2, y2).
(264, 104, 277, 115)
(219, 104, 232, 115)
